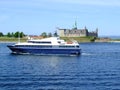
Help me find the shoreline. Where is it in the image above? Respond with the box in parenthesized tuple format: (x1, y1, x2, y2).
(0, 41, 16, 43)
(0, 37, 120, 43)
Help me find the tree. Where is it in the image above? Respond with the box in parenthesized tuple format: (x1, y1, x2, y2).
(20, 32, 25, 38)
(7, 32, 12, 37)
(48, 32, 52, 37)
(11, 32, 14, 37)
(14, 31, 25, 38)
(0, 32, 4, 37)
(6, 32, 25, 38)
(41, 32, 47, 38)
(14, 31, 20, 38)
(90, 36, 96, 42)
(53, 31, 58, 37)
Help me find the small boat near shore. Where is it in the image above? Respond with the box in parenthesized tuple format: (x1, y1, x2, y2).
(7, 37, 81, 55)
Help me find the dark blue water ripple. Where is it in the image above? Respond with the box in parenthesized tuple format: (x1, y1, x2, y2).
(0, 42, 120, 90)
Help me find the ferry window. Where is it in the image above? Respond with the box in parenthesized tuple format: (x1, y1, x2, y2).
(59, 46, 75, 48)
(76, 46, 79, 48)
(35, 41, 51, 44)
(58, 41, 61, 44)
(28, 41, 51, 44)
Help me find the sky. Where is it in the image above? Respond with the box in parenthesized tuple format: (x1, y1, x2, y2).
(0, 0, 120, 36)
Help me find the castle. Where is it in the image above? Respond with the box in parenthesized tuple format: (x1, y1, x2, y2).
(58, 22, 98, 37)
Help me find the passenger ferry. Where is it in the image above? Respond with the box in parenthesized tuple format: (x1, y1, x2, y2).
(7, 37, 81, 55)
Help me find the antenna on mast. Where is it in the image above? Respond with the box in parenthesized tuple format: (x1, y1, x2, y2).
(18, 31, 20, 43)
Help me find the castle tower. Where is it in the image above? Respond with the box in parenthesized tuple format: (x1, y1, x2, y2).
(73, 21, 77, 29)
(96, 28, 98, 37)
(84, 26, 88, 36)
(84, 26, 87, 30)
(75, 20, 77, 29)
(96, 28, 98, 33)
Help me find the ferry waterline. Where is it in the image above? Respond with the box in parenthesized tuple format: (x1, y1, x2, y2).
(7, 37, 81, 55)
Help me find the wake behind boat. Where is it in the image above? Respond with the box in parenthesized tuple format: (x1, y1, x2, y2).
(7, 37, 81, 55)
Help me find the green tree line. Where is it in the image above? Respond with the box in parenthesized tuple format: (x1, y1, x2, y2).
(0, 31, 25, 38)
(40, 31, 58, 38)
(0, 31, 58, 38)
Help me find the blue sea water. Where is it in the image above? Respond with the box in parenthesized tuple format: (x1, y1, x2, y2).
(0, 42, 120, 90)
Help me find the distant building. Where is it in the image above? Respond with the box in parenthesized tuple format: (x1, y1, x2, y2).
(58, 22, 98, 37)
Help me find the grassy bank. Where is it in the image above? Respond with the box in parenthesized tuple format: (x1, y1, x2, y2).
(61, 36, 96, 43)
(0, 36, 111, 43)
(0, 37, 27, 42)
(0, 36, 97, 43)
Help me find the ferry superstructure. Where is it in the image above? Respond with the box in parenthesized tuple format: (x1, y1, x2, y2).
(7, 37, 81, 55)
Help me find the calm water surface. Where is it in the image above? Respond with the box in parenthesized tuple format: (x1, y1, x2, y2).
(0, 42, 120, 90)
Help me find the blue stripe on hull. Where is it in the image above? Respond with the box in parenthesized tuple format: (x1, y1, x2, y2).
(8, 46, 81, 55)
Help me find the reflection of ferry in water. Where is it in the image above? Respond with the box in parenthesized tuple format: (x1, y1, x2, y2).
(7, 37, 81, 55)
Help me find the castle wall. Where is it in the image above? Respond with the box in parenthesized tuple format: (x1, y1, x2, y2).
(88, 32, 98, 37)
(58, 29, 66, 37)
(58, 28, 98, 37)
(88, 29, 98, 37)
